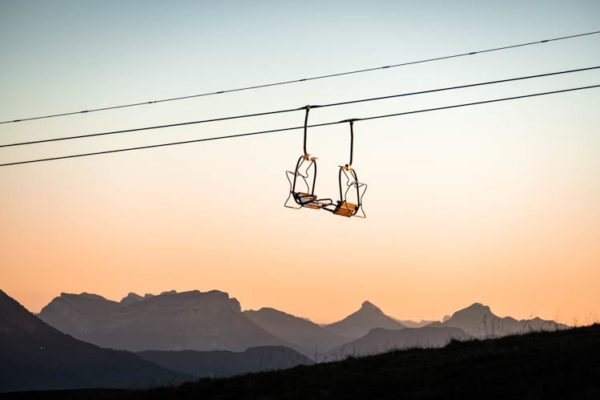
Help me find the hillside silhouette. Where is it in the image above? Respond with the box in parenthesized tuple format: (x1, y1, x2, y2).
(137, 346, 313, 378)
(7, 324, 599, 399)
(0, 290, 188, 393)
(36, 290, 568, 361)
(326, 326, 470, 360)
(0, 288, 589, 398)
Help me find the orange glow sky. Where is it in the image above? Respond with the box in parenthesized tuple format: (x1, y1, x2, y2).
(1, 1, 599, 325)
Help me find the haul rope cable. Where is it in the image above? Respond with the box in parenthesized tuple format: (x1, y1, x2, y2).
(1, 84, 598, 167)
(1, 30, 599, 124)
(2, 65, 599, 148)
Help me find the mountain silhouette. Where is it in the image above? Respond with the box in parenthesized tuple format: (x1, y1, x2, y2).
(27, 325, 600, 399)
(394, 319, 436, 328)
(138, 346, 313, 378)
(120, 292, 145, 305)
(437, 302, 568, 338)
(243, 307, 346, 355)
(324, 301, 405, 341)
(38, 291, 568, 359)
(0, 289, 189, 393)
(327, 326, 470, 360)
(39, 290, 288, 352)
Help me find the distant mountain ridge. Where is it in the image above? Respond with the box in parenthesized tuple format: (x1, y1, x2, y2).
(138, 346, 313, 378)
(0, 289, 189, 393)
(394, 319, 436, 328)
(327, 326, 471, 359)
(39, 290, 288, 352)
(37, 290, 568, 360)
(7, 286, 573, 394)
(120, 292, 155, 305)
(243, 307, 347, 355)
(431, 302, 568, 338)
(324, 301, 405, 341)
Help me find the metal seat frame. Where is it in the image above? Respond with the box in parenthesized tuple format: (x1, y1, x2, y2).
(285, 110, 366, 218)
(285, 106, 332, 210)
(323, 120, 367, 218)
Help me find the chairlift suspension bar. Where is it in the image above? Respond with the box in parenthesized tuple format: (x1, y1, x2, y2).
(303, 106, 310, 156)
(349, 120, 354, 166)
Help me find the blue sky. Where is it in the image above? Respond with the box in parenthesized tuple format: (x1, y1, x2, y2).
(1, 1, 599, 322)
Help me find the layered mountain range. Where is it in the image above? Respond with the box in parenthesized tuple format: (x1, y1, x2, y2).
(39, 290, 288, 352)
(138, 346, 313, 378)
(323, 301, 406, 341)
(431, 302, 566, 338)
(243, 307, 346, 355)
(327, 326, 471, 359)
(38, 289, 567, 360)
(2, 288, 570, 392)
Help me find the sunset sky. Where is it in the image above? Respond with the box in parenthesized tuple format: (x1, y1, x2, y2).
(1, 1, 599, 325)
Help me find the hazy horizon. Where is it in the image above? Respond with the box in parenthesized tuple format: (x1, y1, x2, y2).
(1, 1, 599, 326)
(5, 287, 592, 327)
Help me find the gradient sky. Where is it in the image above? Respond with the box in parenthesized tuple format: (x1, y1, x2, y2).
(1, 1, 599, 325)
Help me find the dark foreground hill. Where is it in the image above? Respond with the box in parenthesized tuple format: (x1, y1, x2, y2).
(326, 326, 470, 360)
(7, 324, 600, 399)
(137, 346, 313, 378)
(0, 290, 189, 393)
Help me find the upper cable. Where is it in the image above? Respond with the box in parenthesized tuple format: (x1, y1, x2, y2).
(1, 30, 599, 125)
(1, 83, 598, 167)
(2, 65, 598, 148)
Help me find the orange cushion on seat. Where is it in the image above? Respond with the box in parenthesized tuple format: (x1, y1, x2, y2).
(334, 202, 357, 217)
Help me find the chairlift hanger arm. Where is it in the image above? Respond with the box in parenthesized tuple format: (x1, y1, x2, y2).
(303, 106, 310, 156)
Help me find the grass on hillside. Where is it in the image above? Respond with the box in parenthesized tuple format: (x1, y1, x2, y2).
(5, 324, 600, 400)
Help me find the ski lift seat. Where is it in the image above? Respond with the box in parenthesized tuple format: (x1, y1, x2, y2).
(324, 162, 367, 218)
(294, 192, 321, 209)
(293, 192, 333, 209)
(284, 109, 366, 218)
(333, 201, 358, 217)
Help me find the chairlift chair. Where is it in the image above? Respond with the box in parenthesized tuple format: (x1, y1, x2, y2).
(285, 106, 332, 210)
(323, 120, 367, 218)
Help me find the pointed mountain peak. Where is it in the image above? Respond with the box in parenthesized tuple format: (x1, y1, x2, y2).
(447, 303, 495, 321)
(325, 301, 403, 341)
(462, 303, 492, 313)
(359, 301, 383, 314)
(120, 292, 143, 305)
(467, 302, 488, 309)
